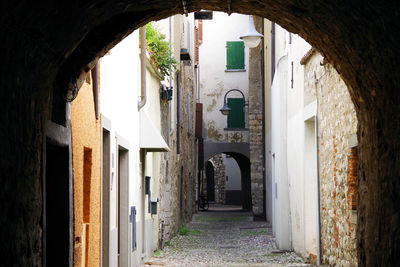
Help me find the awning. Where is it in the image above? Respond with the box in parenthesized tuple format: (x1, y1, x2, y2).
(140, 110, 170, 152)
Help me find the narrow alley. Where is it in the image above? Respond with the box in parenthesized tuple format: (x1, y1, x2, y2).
(146, 205, 311, 267)
(2, 2, 400, 267)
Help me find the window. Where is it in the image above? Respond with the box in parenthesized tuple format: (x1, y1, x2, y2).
(226, 41, 245, 70)
(227, 98, 245, 128)
(83, 147, 92, 223)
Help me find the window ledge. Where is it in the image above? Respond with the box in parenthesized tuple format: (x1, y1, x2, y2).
(225, 69, 246, 72)
(224, 128, 249, 131)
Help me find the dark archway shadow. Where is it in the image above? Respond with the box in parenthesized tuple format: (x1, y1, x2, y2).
(205, 161, 215, 202)
(1, 1, 400, 265)
(205, 152, 252, 211)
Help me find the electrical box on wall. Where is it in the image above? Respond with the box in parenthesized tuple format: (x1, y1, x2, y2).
(130, 206, 137, 251)
(145, 176, 151, 195)
(150, 197, 158, 215)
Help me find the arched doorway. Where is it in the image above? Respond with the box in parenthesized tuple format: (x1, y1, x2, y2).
(1, 1, 400, 265)
(205, 161, 215, 202)
(204, 152, 252, 211)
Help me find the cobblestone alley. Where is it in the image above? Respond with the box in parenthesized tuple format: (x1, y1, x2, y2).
(145, 205, 314, 267)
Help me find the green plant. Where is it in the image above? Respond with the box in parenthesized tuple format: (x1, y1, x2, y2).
(141, 22, 177, 77)
(190, 229, 202, 235)
(178, 223, 203, 236)
(178, 223, 190, 235)
(153, 249, 163, 257)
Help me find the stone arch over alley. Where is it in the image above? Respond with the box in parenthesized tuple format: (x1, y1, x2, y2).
(204, 152, 252, 211)
(1, 1, 400, 265)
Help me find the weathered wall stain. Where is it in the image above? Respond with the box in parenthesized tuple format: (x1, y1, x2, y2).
(207, 120, 223, 141)
(206, 98, 217, 112)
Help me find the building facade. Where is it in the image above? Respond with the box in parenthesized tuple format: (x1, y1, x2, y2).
(71, 67, 102, 267)
(264, 23, 358, 265)
(198, 12, 253, 210)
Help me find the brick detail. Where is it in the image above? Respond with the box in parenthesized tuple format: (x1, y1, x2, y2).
(347, 147, 358, 210)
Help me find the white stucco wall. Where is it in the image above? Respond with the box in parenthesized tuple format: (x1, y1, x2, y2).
(100, 23, 167, 264)
(269, 24, 318, 260)
(224, 155, 241, 191)
(271, 54, 291, 250)
(100, 30, 142, 266)
(199, 12, 250, 143)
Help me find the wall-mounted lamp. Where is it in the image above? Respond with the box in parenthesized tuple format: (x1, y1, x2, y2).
(240, 15, 263, 48)
(219, 89, 248, 116)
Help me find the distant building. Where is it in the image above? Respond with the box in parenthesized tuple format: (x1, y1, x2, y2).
(198, 12, 253, 210)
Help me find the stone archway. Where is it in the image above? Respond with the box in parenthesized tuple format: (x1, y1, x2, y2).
(205, 152, 252, 211)
(1, 1, 399, 265)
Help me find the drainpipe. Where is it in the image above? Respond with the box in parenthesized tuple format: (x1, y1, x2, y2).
(138, 26, 147, 110)
(271, 22, 275, 82)
(91, 63, 99, 120)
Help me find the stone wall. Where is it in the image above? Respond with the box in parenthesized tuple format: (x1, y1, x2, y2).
(158, 15, 197, 245)
(304, 51, 358, 266)
(1, 1, 400, 265)
(248, 16, 265, 217)
(210, 154, 226, 204)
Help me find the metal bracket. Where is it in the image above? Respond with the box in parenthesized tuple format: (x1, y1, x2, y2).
(182, 0, 188, 17)
(227, 0, 232, 15)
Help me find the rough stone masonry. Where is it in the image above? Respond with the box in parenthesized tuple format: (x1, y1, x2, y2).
(1, 1, 400, 266)
(248, 16, 265, 217)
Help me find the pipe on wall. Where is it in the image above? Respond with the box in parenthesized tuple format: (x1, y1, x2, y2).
(138, 26, 147, 110)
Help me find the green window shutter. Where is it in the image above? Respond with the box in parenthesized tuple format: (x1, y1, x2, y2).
(226, 41, 245, 70)
(227, 98, 245, 128)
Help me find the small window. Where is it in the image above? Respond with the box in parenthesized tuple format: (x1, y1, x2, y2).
(226, 41, 245, 70)
(227, 98, 245, 128)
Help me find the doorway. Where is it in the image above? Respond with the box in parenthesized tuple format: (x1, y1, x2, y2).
(44, 140, 70, 267)
(205, 161, 215, 202)
(117, 146, 129, 267)
(102, 128, 111, 266)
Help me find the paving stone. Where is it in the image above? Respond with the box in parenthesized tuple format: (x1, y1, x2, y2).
(145, 206, 314, 266)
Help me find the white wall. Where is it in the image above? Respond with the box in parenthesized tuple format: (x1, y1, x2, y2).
(271, 54, 291, 250)
(100, 22, 168, 264)
(199, 12, 250, 143)
(224, 155, 241, 190)
(100, 30, 141, 266)
(269, 24, 319, 259)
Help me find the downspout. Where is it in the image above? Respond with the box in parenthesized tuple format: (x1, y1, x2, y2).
(91, 63, 99, 120)
(138, 26, 147, 110)
(271, 22, 275, 82)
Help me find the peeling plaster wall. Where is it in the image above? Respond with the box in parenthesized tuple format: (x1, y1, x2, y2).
(199, 12, 250, 144)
